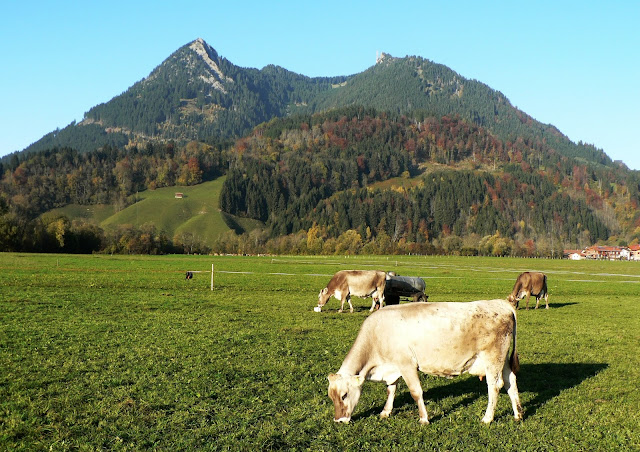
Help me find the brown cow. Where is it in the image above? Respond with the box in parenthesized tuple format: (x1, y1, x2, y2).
(327, 300, 523, 424)
(507, 271, 549, 309)
(317, 270, 387, 313)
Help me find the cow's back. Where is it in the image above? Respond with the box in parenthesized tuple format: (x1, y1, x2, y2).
(341, 270, 386, 297)
(532, 272, 547, 294)
(351, 300, 516, 377)
(520, 272, 546, 294)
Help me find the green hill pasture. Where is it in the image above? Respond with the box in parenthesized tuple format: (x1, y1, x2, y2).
(47, 203, 116, 224)
(1, 253, 638, 450)
(49, 177, 263, 246)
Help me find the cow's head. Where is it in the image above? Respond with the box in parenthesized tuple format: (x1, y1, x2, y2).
(507, 294, 520, 308)
(318, 287, 331, 307)
(327, 373, 365, 423)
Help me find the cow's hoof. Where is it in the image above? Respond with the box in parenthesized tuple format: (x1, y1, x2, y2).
(419, 417, 429, 425)
(379, 410, 391, 419)
(338, 309, 343, 313)
(514, 408, 524, 422)
(481, 416, 493, 424)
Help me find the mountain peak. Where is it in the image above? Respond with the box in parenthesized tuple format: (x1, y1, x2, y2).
(186, 38, 233, 91)
(189, 37, 214, 58)
(376, 51, 391, 64)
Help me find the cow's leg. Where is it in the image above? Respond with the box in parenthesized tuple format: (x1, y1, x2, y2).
(534, 295, 540, 309)
(401, 368, 429, 424)
(525, 292, 531, 310)
(544, 293, 549, 309)
(369, 296, 377, 312)
(338, 295, 349, 313)
(380, 383, 397, 419)
(482, 366, 504, 424)
(347, 295, 354, 313)
(502, 363, 523, 421)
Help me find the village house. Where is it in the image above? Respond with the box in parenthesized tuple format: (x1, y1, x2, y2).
(630, 244, 640, 261)
(582, 245, 630, 260)
(563, 249, 585, 260)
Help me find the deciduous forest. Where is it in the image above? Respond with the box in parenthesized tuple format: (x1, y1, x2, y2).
(2, 107, 638, 256)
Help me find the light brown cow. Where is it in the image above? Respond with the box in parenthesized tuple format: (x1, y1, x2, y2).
(507, 271, 549, 309)
(327, 300, 523, 424)
(317, 270, 387, 313)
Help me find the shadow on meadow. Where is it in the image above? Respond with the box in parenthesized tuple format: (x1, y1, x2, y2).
(518, 362, 608, 418)
(356, 362, 607, 423)
(546, 302, 579, 309)
(515, 301, 578, 310)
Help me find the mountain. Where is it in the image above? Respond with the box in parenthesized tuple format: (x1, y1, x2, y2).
(3, 39, 639, 256)
(308, 53, 612, 166)
(20, 38, 345, 156)
(20, 39, 610, 168)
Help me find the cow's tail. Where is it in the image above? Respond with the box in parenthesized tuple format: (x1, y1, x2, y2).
(509, 311, 520, 374)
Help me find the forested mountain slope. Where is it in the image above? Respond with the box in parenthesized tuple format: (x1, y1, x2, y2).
(2, 107, 639, 255)
(217, 107, 639, 255)
(13, 39, 611, 169)
(306, 53, 612, 166)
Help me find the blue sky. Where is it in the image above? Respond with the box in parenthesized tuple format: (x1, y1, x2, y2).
(1, 1, 639, 169)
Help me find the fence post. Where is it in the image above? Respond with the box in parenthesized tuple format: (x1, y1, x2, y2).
(211, 263, 214, 291)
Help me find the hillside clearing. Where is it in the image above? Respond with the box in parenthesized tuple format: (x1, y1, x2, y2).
(47, 177, 264, 246)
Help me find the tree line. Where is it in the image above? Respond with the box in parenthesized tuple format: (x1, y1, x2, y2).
(0, 210, 210, 255)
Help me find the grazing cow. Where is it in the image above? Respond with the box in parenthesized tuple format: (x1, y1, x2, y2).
(383, 275, 428, 306)
(317, 270, 387, 313)
(327, 300, 523, 424)
(507, 272, 549, 309)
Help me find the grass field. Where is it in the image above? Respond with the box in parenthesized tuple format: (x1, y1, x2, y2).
(49, 177, 264, 244)
(1, 253, 639, 450)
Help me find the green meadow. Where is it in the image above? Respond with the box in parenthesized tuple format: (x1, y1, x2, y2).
(1, 253, 639, 450)
(49, 177, 263, 244)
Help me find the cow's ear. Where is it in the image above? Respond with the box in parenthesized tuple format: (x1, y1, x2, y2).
(353, 375, 365, 386)
(322, 287, 329, 295)
(328, 373, 339, 383)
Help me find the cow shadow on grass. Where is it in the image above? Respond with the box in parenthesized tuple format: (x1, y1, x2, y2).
(517, 302, 578, 310)
(517, 362, 608, 419)
(548, 302, 579, 309)
(356, 362, 607, 422)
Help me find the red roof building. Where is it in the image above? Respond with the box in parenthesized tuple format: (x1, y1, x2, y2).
(583, 245, 630, 260)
